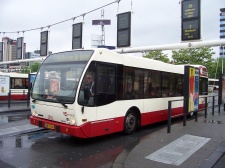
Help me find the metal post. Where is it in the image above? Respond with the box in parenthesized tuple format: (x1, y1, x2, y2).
(167, 101, 172, 133)
(205, 97, 207, 118)
(212, 96, 215, 115)
(8, 90, 11, 108)
(27, 90, 29, 107)
(23, 90, 25, 100)
(183, 99, 187, 126)
(218, 95, 221, 114)
(195, 111, 198, 122)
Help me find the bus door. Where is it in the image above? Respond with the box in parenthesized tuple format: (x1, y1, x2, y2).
(94, 63, 117, 136)
(78, 62, 97, 132)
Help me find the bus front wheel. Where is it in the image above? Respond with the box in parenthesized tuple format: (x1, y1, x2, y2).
(124, 110, 137, 134)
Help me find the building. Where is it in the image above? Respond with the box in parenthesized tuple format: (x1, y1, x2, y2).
(25, 52, 40, 59)
(220, 8, 225, 58)
(1, 37, 26, 62)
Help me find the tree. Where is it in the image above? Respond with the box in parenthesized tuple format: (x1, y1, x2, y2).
(143, 50, 169, 63)
(20, 67, 30, 74)
(30, 62, 41, 73)
(172, 47, 216, 78)
(210, 58, 225, 79)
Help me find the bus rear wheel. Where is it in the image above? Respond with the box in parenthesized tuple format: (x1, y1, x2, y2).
(124, 110, 137, 134)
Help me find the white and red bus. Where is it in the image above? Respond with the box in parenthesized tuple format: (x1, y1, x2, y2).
(30, 48, 208, 138)
(0, 72, 29, 100)
(208, 78, 219, 92)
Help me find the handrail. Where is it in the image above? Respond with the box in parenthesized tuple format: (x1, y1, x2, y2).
(7, 90, 30, 108)
(167, 94, 219, 133)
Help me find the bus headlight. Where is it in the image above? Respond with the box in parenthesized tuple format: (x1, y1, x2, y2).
(66, 118, 76, 125)
(31, 110, 38, 117)
(70, 118, 76, 125)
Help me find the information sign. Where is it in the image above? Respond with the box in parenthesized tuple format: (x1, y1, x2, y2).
(72, 23, 82, 49)
(117, 12, 131, 47)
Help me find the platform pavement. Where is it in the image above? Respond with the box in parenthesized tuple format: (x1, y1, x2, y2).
(0, 101, 41, 137)
(1, 101, 225, 168)
(0, 100, 30, 113)
(113, 107, 225, 168)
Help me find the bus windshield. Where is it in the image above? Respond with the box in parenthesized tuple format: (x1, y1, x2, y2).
(31, 50, 94, 103)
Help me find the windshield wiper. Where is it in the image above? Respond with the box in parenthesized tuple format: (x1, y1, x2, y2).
(32, 99, 37, 103)
(32, 94, 46, 102)
(54, 96, 68, 108)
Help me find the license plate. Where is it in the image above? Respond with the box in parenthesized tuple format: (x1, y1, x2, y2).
(45, 123, 55, 130)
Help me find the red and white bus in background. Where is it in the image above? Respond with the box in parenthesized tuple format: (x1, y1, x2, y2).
(0, 72, 29, 100)
(208, 78, 219, 92)
(30, 48, 208, 138)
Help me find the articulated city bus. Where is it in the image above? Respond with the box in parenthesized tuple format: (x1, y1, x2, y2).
(0, 72, 29, 100)
(30, 48, 208, 138)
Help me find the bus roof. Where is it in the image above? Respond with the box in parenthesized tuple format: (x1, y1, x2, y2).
(0, 72, 28, 78)
(90, 48, 184, 74)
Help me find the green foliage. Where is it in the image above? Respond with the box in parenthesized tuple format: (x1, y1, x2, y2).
(172, 47, 216, 78)
(20, 67, 30, 74)
(30, 62, 41, 73)
(143, 50, 169, 63)
(210, 58, 225, 79)
(143, 47, 218, 78)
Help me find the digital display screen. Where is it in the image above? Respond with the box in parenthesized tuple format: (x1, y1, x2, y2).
(118, 12, 131, 29)
(117, 30, 130, 47)
(182, 0, 200, 19)
(72, 23, 82, 49)
(73, 23, 82, 37)
(41, 31, 48, 43)
(117, 12, 131, 48)
(40, 31, 48, 56)
(40, 44, 47, 56)
(17, 37, 23, 48)
(182, 19, 200, 41)
(72, 38, 81, 49)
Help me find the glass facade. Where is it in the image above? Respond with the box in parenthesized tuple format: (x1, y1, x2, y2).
(220, 8, 225, 58)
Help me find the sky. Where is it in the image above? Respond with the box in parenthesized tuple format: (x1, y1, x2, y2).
(0, 0, 224, 58)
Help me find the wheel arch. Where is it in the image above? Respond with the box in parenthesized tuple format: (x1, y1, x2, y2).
(126, 106, 141, 128)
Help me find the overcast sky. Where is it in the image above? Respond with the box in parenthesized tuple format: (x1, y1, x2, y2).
(0, 0, 224, 58)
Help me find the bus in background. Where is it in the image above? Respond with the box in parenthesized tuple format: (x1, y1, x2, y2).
(208, 78, 219, 92)
(30, 48, 208, 138)
(0, 72, 29, 100)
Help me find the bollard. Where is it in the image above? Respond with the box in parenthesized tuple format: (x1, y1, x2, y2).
(167, 101, 172, 133)
(183, 99, 187, 126)
(218, 94, 221, 114)
(27, 91, 29, 107)
(212, 96, 215, 115)
(8, 90, 11, 108)
(205, 97, 207, 118)
(23, 90, 25, 100)
(195, 111, 198, 122)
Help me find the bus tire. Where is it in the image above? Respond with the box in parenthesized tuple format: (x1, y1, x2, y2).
(124, 110, 137, 134)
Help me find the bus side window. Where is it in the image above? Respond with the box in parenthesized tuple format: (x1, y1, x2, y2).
(96, 64, 116, 106)
(78, 62, 96, 106)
